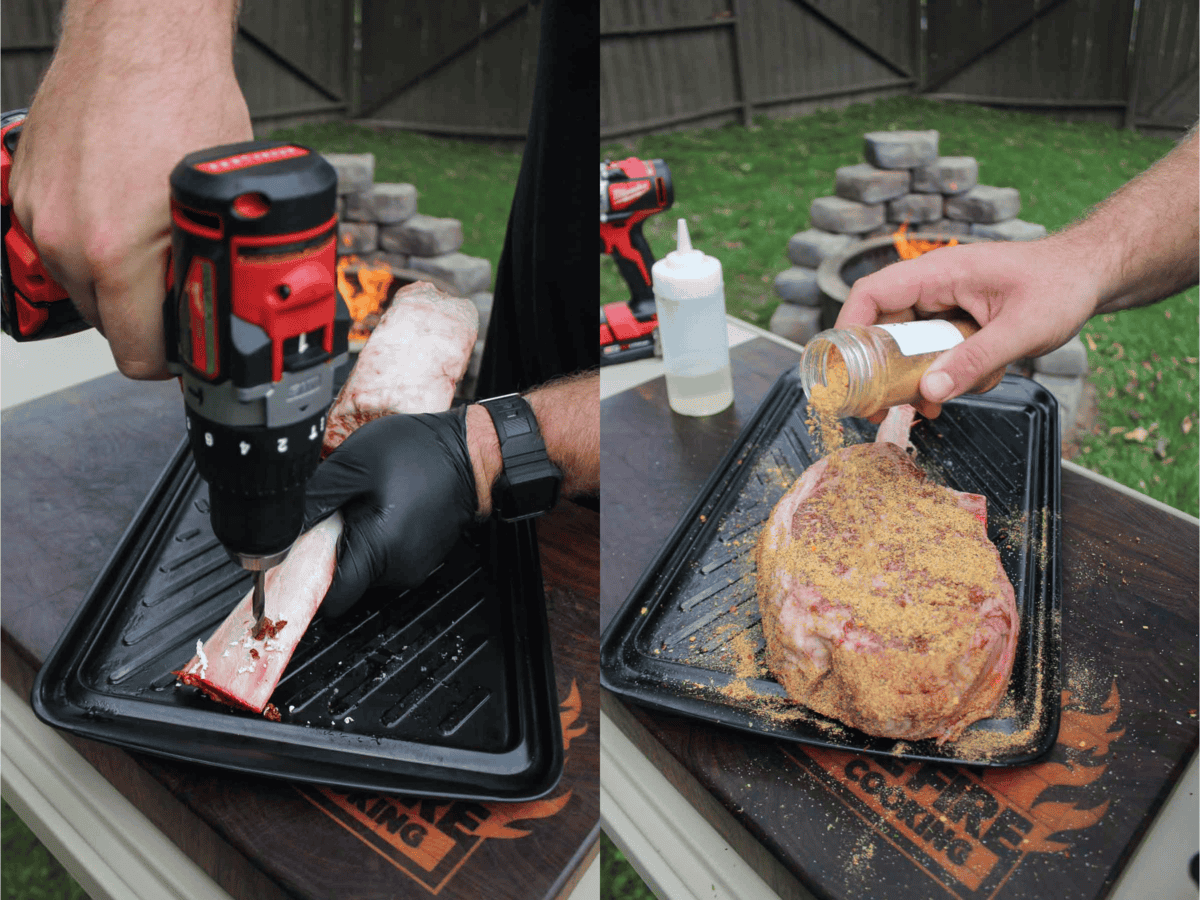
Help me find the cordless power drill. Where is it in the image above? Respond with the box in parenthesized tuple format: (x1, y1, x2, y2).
(599, 157, 673, 365)
(1, 110, 350, 624)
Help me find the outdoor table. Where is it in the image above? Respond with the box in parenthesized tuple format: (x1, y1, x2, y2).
(600, 319, 1198, 900)
(1, 371, 598, 900)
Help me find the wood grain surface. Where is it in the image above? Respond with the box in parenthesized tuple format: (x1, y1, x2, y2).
(2, 373, 598, 900)
(601, 337, 1199, 900)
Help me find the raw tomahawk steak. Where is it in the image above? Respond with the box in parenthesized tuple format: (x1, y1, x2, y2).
(176, 280, 478, 715)
(323, 280, 478, 454)
(754, 405, 1018, 743)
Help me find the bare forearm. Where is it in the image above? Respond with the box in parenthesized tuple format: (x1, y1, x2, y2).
(465, 372, 600, 517)
(1051, 125, 1199, 314)
(57, 0, 240, 57)
(525, 371, 601, 500)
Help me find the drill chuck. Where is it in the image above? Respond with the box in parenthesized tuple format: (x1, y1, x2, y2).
(186, 406, 327, 559)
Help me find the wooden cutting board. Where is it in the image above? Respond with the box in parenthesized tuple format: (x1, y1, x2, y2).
(2, 372, 598, 900)
(601, 336, 1198, 900)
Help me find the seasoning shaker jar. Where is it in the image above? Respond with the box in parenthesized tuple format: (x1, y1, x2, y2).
(652, 218, 734, 416)
(799, 319, 978, 418)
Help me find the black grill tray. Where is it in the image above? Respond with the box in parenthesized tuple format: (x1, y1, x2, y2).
(33, 439, 563, 800)
(601, 371, 1061, 767)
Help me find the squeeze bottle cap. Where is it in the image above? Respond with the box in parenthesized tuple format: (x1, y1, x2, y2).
(652, 218, 722, 300)
(676, 218, 693, 253)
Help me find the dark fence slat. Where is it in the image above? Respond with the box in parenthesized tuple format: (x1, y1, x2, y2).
(238, 24, 343, 103)
(1124, 0, 1197, 130)
(1146, 67, 1200, 122)
(924, 0, 1072, 94)
(790, 0, 912, 79)
(359, 0, 533, 121)
(601, 19, 735, 38)
(754, 76, 916, 110)
(0, 0, 62, 111)
(730, 0, 753, 126)
(357, 0, 540, 138)
(927, 93, 1127, 109)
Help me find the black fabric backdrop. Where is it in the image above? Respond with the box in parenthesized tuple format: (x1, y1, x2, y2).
(476, 0, 600, 397)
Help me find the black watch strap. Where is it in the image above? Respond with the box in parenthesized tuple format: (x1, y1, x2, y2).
(477, 393, 563, 522)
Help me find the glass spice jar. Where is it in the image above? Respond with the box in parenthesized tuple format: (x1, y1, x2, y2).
(799, 319, 979, 418)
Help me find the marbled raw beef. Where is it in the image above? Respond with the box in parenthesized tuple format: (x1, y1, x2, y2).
(323, 280, 478, 454)
(754, 405, 1018, 743)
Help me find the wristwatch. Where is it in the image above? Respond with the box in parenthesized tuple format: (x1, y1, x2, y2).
(477, 393, 563, 522)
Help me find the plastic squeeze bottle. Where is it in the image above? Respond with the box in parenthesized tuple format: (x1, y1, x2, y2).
(651, 219, 734, 416)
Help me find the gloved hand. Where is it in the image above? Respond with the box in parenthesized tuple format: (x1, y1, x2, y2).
(303, 409, 479, 618)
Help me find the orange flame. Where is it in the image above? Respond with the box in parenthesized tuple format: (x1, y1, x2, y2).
(336, 255, 394, 341)
(560, 680, 589, 752)
(473, 791, 574, 840)
(978, 683, 1123, 853)
(472, 680, 588, 840)
(893, 221, 958, 261)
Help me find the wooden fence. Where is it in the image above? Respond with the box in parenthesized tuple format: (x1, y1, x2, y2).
(355, 0, 543, 139)
(0, 0, 353, 129)
(600, 0, 920, 139)
(2, 1, 1193, 139)
(601, 0, 1197, 140)
(924, 0, 1196, 134)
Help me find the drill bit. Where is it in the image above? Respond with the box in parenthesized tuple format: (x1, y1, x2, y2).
(252, 570, 266, 624)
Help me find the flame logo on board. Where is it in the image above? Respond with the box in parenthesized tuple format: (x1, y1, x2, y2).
(976, 684, 1122, 855)
(295, 680, 589, 895)
(787, 682, 1126, 900)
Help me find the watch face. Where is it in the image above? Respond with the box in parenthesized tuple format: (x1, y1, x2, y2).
(498, 465, 562, 522)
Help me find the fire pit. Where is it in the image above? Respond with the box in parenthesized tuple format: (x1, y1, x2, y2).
(815, 232, 989, 329)
(337, 257, 460, 351)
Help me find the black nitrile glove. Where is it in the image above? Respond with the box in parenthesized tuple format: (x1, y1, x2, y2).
(303, 409, 479, 618)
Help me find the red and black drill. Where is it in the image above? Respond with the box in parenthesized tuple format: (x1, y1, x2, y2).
(1, 109, 350, 625)
(599, 157, 673, 365)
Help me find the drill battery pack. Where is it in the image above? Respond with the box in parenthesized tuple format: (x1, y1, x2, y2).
(600, 301, 658, 366)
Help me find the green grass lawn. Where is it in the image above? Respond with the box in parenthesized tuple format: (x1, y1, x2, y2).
(602, 829, 658, 899)
(2, 799, 87, 900)
(603, 97, 1198, 516)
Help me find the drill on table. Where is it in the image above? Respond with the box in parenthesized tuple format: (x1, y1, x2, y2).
(599, 157, 673, 365)
(1, 110, 350, 625)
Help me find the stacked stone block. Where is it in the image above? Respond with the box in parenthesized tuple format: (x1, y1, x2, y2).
(768, 130, 1045, 347)
(323, 152, 493, 299)
(323, 152, 494, 399)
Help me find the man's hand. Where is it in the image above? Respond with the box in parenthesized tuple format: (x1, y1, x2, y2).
(9, 0, 251, 379)
(836, 126, 1199, 419)
(837, 239, 1098, 419)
